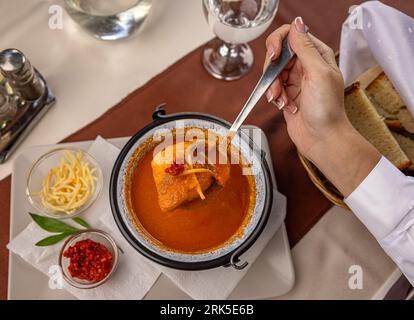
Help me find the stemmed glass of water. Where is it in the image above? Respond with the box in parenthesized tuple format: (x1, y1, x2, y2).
(202, 0, 279, 81)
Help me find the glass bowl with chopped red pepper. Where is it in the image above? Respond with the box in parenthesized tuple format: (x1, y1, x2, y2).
(59, 229, 119, 289)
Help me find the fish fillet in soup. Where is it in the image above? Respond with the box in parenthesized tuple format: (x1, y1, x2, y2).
(151, 140, 230, 211)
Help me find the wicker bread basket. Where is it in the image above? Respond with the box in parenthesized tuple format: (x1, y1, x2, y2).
(298, 152, 349, 209)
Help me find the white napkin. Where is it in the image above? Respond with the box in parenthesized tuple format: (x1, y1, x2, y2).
(339, 1, 414, 113)
(9, 136, 286, 300)
(7, 137, 161, 300)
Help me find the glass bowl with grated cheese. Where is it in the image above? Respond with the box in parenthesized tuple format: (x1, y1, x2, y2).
(26, 147, 103, 219)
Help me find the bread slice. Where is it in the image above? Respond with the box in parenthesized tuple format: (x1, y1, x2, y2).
(375, 104, 402, 130)
(345, 83, 411, 170)
(365, 72, 405, 114)
(368, 97, 398, 120)
(397, 108, 414, 134)
(392, 132, 414, 171)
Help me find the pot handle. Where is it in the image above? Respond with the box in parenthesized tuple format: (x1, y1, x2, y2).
(229, 247, 248, 270)
(152, 103, 168, 121)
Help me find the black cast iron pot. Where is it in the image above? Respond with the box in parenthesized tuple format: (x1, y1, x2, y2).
(110, 104, 273, 270)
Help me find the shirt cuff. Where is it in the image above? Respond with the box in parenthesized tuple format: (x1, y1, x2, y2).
(344, 156, 414, 240)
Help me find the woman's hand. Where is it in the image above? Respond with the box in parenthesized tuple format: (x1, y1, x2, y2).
(264, 18, 347, 161)
(265, 18, 381, 197)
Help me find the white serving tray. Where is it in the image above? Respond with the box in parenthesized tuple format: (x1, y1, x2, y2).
(8, 126, 294, 300)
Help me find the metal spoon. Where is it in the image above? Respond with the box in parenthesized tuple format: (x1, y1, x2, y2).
(228, 37, 296, 136)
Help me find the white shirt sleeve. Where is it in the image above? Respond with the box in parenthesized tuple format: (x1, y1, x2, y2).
(345, 156, 414, 286)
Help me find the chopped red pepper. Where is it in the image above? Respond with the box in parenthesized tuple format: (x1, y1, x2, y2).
(63, 239, 113, 283)
(165, 163, 185, 176)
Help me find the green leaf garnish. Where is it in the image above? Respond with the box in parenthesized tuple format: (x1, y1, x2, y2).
(35, 232, 75, 247)
(72, 217, 91, 229)
(29, 213, 80, 233)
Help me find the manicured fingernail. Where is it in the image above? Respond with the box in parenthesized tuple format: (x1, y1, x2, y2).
(267, 45, 275, 60)
(272, 98, 285, 110)
(266, 90, 274, 102)
(294, 16, 308, 33)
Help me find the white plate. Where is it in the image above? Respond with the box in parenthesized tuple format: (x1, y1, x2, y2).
(8, 126, 295, 299)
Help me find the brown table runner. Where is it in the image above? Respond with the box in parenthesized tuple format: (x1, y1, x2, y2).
(1, 0, 413, 300)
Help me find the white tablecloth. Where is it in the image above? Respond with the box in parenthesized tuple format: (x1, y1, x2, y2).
(0, 0, 401, 299)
